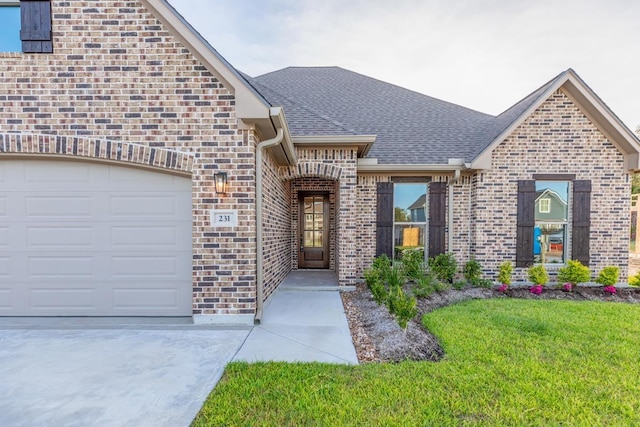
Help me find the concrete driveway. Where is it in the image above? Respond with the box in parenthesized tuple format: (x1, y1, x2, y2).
(0, 321, 250, 427)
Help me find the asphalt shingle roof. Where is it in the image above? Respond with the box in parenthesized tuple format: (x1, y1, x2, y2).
(252, 66, 563, 165)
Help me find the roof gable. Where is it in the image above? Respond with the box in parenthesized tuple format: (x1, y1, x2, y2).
(471, 69, 640, 171)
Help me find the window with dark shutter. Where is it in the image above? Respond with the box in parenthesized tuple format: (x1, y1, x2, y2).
(375, 182, 393, 258)
(428, 182, 446, 257)
(572, 180, 591, 265)
(20, 0, 52, 53)
(516, 180, 536, 267)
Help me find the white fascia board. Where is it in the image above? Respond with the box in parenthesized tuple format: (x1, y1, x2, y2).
(142, 0, 270, 121)
(269, 107, 297, 166)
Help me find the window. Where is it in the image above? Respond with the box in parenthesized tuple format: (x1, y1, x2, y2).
(0, 0, 53, 53)
(538, 198, 550, 213)
(534, 181, 569, 264)
(0, 2, 20, 52)
(393, 183, 428, 261)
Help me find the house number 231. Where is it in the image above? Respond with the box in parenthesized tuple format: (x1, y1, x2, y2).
(211, 210, 238, 227)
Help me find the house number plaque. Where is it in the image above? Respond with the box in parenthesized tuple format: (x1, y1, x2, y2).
(211, 210, 238, 227)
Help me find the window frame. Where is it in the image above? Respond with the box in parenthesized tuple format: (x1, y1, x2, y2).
(533, 179, 570, 266)
(0, 0, 21, 53)
(538, 198, 551, 213)
(392, 182, 429, 262)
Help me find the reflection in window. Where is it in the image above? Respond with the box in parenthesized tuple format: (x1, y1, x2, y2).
(303, 196, 324, 248)
(394, 183, 428, 261)
(534, 181, 568, 264)
(0, 5, 20, 52)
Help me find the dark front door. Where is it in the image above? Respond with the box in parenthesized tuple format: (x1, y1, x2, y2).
(298, 193, 330, 269)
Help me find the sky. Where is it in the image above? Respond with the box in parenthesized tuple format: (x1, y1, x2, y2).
(171, 0, 639, 130)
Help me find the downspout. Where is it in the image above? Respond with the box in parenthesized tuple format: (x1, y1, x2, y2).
(255, 127, 284, 324)
(447, 169, 461, 253)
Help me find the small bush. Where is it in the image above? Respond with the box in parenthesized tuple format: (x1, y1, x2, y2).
(385, 265, 405, 289)
(528, 264, 549, 285)
(388, 286, 417, 330)
(413, 275, 436, 298)
(463, 259, 482, 286)
(557, 260, 591, 285)
(452, 280, 467, 290)
(433, 281, 451, 293)
(429, 253, 457, 283)
(372, 254, 391, 270)
(595, 266, 619, 286)
(363, 267, 380, 287)
(400, 248, 425, 281)
(369, 278, 388, 305)
(498, 261, 513, 285)
(629, 272, 640, 287)
(476, 279, 494, 289)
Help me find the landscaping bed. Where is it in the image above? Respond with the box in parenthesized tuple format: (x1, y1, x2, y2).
(342, 282, 640, 363)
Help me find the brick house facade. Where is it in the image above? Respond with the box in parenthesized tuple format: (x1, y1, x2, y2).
(0, 0, 638, 324)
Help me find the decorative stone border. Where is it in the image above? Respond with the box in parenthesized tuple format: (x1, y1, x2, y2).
(279, 161, 342, 181)
(0, 133, 194, 174)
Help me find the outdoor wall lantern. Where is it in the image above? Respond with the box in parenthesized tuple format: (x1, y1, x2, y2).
(214, 172, 228, 195)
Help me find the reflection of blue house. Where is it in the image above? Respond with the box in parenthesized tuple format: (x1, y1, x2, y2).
(408, 194, 426, 222)
(535, 189, 567, 221)
(534, 227, 542, 255)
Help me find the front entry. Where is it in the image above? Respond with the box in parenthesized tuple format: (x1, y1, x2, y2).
(298, 193, 330, 269)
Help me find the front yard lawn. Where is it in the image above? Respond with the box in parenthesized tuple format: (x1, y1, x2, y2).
(193, 300, 640, 426)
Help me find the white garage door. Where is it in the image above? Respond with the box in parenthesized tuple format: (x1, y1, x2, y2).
(0, 159, 193, 316)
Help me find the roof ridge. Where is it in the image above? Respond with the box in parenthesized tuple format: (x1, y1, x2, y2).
(250, 79, 359, 136)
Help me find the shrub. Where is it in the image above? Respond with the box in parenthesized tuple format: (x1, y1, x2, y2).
(463, 259, 482, 286)
(387, 286, 417, 330)
(363, 267, 380, 287)
(563, 283, 573, 292)
(596, 266, 619, 286)
(452, 280, 467, 290)
(476, 279, 494, 289)
(385, 265, 405, 289)
(433, 281, 451, 293)
(530, 284, 544, 295)
(400, 248, 425, 281)
(498, 284, 509, 293)
(372, 254, 391, 272)
(629, 272, 640, 287)
(498, 261, 513, 286)
(413, 275, 436, 298)
(557, 260, 591, 285)
(369, 277, 388, 305)
(603, 285, 617, 295)
(429, 253, 457, 283)
(528, 265, 549, 285)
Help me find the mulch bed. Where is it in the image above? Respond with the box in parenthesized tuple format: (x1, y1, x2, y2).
(341, 283, 640, 363)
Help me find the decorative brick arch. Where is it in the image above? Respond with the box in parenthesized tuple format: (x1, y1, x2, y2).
(0, 133, 194, 174)
(279, 161, 342, 181)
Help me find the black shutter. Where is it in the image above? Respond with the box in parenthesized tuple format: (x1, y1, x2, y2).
(20, 0, 53, 53)
(376, 182, 393, 258)
(428, 182, 446, 257)
(516, 180, 536, 267)
(572, 180, 591, 265)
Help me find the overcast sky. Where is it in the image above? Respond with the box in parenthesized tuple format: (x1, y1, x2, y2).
(172, 0, 639, 130)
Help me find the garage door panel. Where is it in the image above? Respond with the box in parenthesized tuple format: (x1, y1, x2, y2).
(27, 226, 94, 248)
(24, 162, 92, 184)
(25, 195, 93, 218)
(29, 288, 96, 309)
(112, 288, 179, 309)
(28, 256, 95, 279)
(0, 288, 11, 309)
(0, 227, 8, 248)
(0, 257, 11, 278)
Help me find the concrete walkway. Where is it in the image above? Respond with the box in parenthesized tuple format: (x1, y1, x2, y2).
(234, 270, 358, 364)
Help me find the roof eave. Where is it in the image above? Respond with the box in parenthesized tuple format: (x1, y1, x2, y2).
(268, 107, 297, 166)
(357, 161, 468, 173)
(292, 135, 376, 157)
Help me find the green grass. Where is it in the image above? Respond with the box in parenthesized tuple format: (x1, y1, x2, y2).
(192, 300, 640, 426)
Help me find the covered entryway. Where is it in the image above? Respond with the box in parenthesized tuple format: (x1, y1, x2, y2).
(0, 159, 192, 316)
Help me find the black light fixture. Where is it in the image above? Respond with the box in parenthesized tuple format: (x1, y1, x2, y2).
(214, 172, 227, 195)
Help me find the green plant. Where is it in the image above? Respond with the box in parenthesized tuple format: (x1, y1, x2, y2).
(429, 253, 457, 283)
(385, 265, 405, 289)
(498, 261, 513, 285)
(595, 266, 619, 286)
(400, 248, 425, 281)
(372, 254, 392, 277)
(527, 264, 548, 285)
(452, 280, 467, 290)
(433, 281, 451, 293)
(629, 272, 640, 287)
(369, 277, 388, 305)
(387, 286, 417, 330)
(413, 275, 436, 298)
(557, 260, 591, 285)
(363, 267, 380, 287)
(463, 259, 482, 286)
(476, 279, 494, 289)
